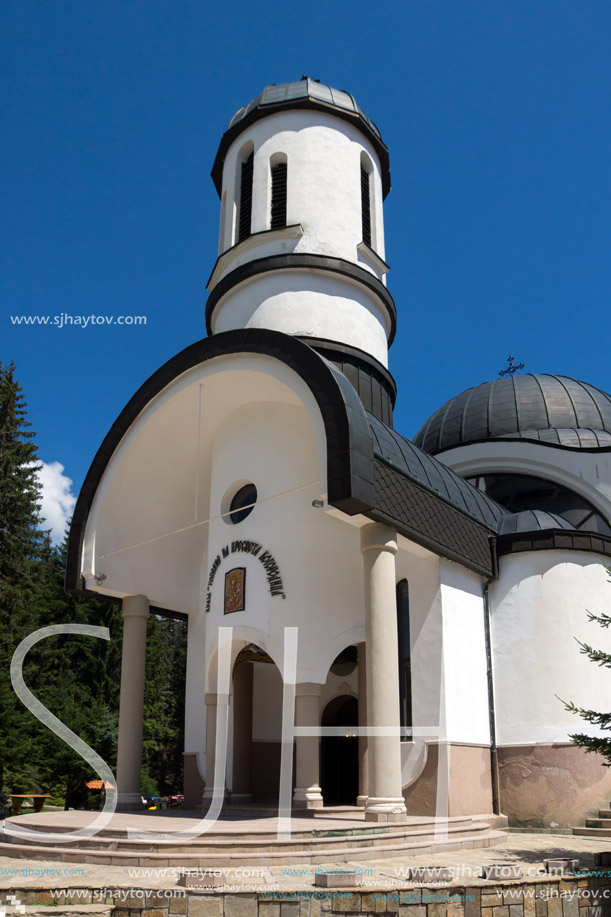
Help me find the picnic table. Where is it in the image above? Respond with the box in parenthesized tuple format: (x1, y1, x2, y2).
(10, 794, 50, 815)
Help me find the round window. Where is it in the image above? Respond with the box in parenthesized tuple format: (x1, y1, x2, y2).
(229, 483, 257, 524)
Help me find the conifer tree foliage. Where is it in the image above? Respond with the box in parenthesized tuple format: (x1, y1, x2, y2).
(0, 362, 187, 806)
(0, 361, 44, 789)
(563, 565, 611, 765)
(28, 537, 123, 808)
(141, 615, 187, 795)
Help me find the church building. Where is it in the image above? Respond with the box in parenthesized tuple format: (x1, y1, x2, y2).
(66, 78, 611, 829)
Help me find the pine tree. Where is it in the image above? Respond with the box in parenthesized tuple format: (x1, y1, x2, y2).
(26, 535, 123, 807)
(562, 565, 611, 765)
(141, 615, 187, 795)
(0, 361, 187, 804)
(0, 361, 45, 790)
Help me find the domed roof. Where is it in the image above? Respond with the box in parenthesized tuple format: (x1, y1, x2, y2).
(211, 77, 390, 198)
(414, 374, 611, 454)
(496, 509, 576, 536)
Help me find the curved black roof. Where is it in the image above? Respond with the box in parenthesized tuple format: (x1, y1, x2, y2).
(414, 374, 611, 454)
(211, 78, 391, 199)
(496, 510, 575, 536)
(368, 413, 509, 529)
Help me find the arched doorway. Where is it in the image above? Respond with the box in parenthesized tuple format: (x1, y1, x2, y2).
(231, 643, 285, 803)
(320, 695, 358, 805)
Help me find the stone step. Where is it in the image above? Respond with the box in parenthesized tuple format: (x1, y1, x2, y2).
(0, 828, 507, 867)
(2, 813, 478, 841)
(0, 819, 492, 856)
(598, 809, 611, 818)
(573, 827, 611, 838)
(586, 818, 611, 828)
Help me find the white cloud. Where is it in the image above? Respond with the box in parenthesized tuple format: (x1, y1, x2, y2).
(36, 461, 77, 545)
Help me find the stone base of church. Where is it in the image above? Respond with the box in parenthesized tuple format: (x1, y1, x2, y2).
(497, 742, 611, 828)
(403, 742, 494, 817)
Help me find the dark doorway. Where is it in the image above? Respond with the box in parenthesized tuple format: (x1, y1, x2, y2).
(320, 695, 358, 805)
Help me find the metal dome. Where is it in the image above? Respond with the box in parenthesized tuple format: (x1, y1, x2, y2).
(211, 77, 390, 198)
(496, 510, 576, 536)
(414, 374, 611, 454)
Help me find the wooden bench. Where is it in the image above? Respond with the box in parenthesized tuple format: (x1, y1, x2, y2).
(10, 794, 50, 815)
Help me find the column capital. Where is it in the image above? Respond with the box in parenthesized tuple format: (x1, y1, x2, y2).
(360, 522, 397, 556)
(122, 594, 150, 619)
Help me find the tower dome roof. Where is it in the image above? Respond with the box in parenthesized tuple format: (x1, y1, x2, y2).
(413, 374, 611, 454)
(211, 77, 390, 198)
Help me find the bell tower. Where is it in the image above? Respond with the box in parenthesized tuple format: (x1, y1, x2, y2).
(205, 78, 396, 373)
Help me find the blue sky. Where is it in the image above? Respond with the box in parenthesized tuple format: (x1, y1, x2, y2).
(3, 0, 611, 538)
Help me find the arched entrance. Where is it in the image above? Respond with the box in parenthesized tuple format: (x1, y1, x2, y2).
(320, 695, 358, 805)
(231, 643, 285, 804)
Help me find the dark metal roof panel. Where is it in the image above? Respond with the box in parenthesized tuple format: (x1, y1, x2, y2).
(371, 461, 495, 575)
(497, 510, 576, 536)
(414, 374, 611, 454)
(367, 413, 508, 529)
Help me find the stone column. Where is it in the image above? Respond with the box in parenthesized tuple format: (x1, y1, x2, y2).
(357, 642, 369, 807)
(292, 683, 324, 808)
(361, 523, 406, 821)
(231, 662, 253, 803)
(116, 594, 150, 811)
(202, 692, 228, 805)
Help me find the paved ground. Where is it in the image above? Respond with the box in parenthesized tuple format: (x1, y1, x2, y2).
(1, 833, 610, 894)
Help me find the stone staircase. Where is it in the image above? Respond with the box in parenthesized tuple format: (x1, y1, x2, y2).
(0, 810, 507, 867)
(573, 801, 611, 838)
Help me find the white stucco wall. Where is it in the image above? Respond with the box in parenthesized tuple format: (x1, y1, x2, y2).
(80, 353, 329, 612)
(202, 398, 367, 687)
(395, 548, 442, 741)
(490, 551, 611, 745)
(210, 270, 390, 367)
(219, 111, 385, 263)
(438, 561, 490, 745)
(208, 110, 391, 366)
(394, 549, 490, 747)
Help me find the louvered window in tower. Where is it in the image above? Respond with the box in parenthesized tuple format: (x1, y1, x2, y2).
(361, 165, 372, 247)
(238, 152, 254, 242)
(270, 161, 287, 230)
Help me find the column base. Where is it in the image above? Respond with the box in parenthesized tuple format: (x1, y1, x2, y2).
(357, 795, 368, 808)
(365, 796, 407, 822)
(292, 786, 324, 809)
(202, 788, 227, 808)
(116, 792, 144, 812)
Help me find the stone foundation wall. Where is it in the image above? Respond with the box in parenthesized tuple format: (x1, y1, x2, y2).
(403, 744, 494, 817)
(497, 744, 611, 828)
(6, 877, 611, 917)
